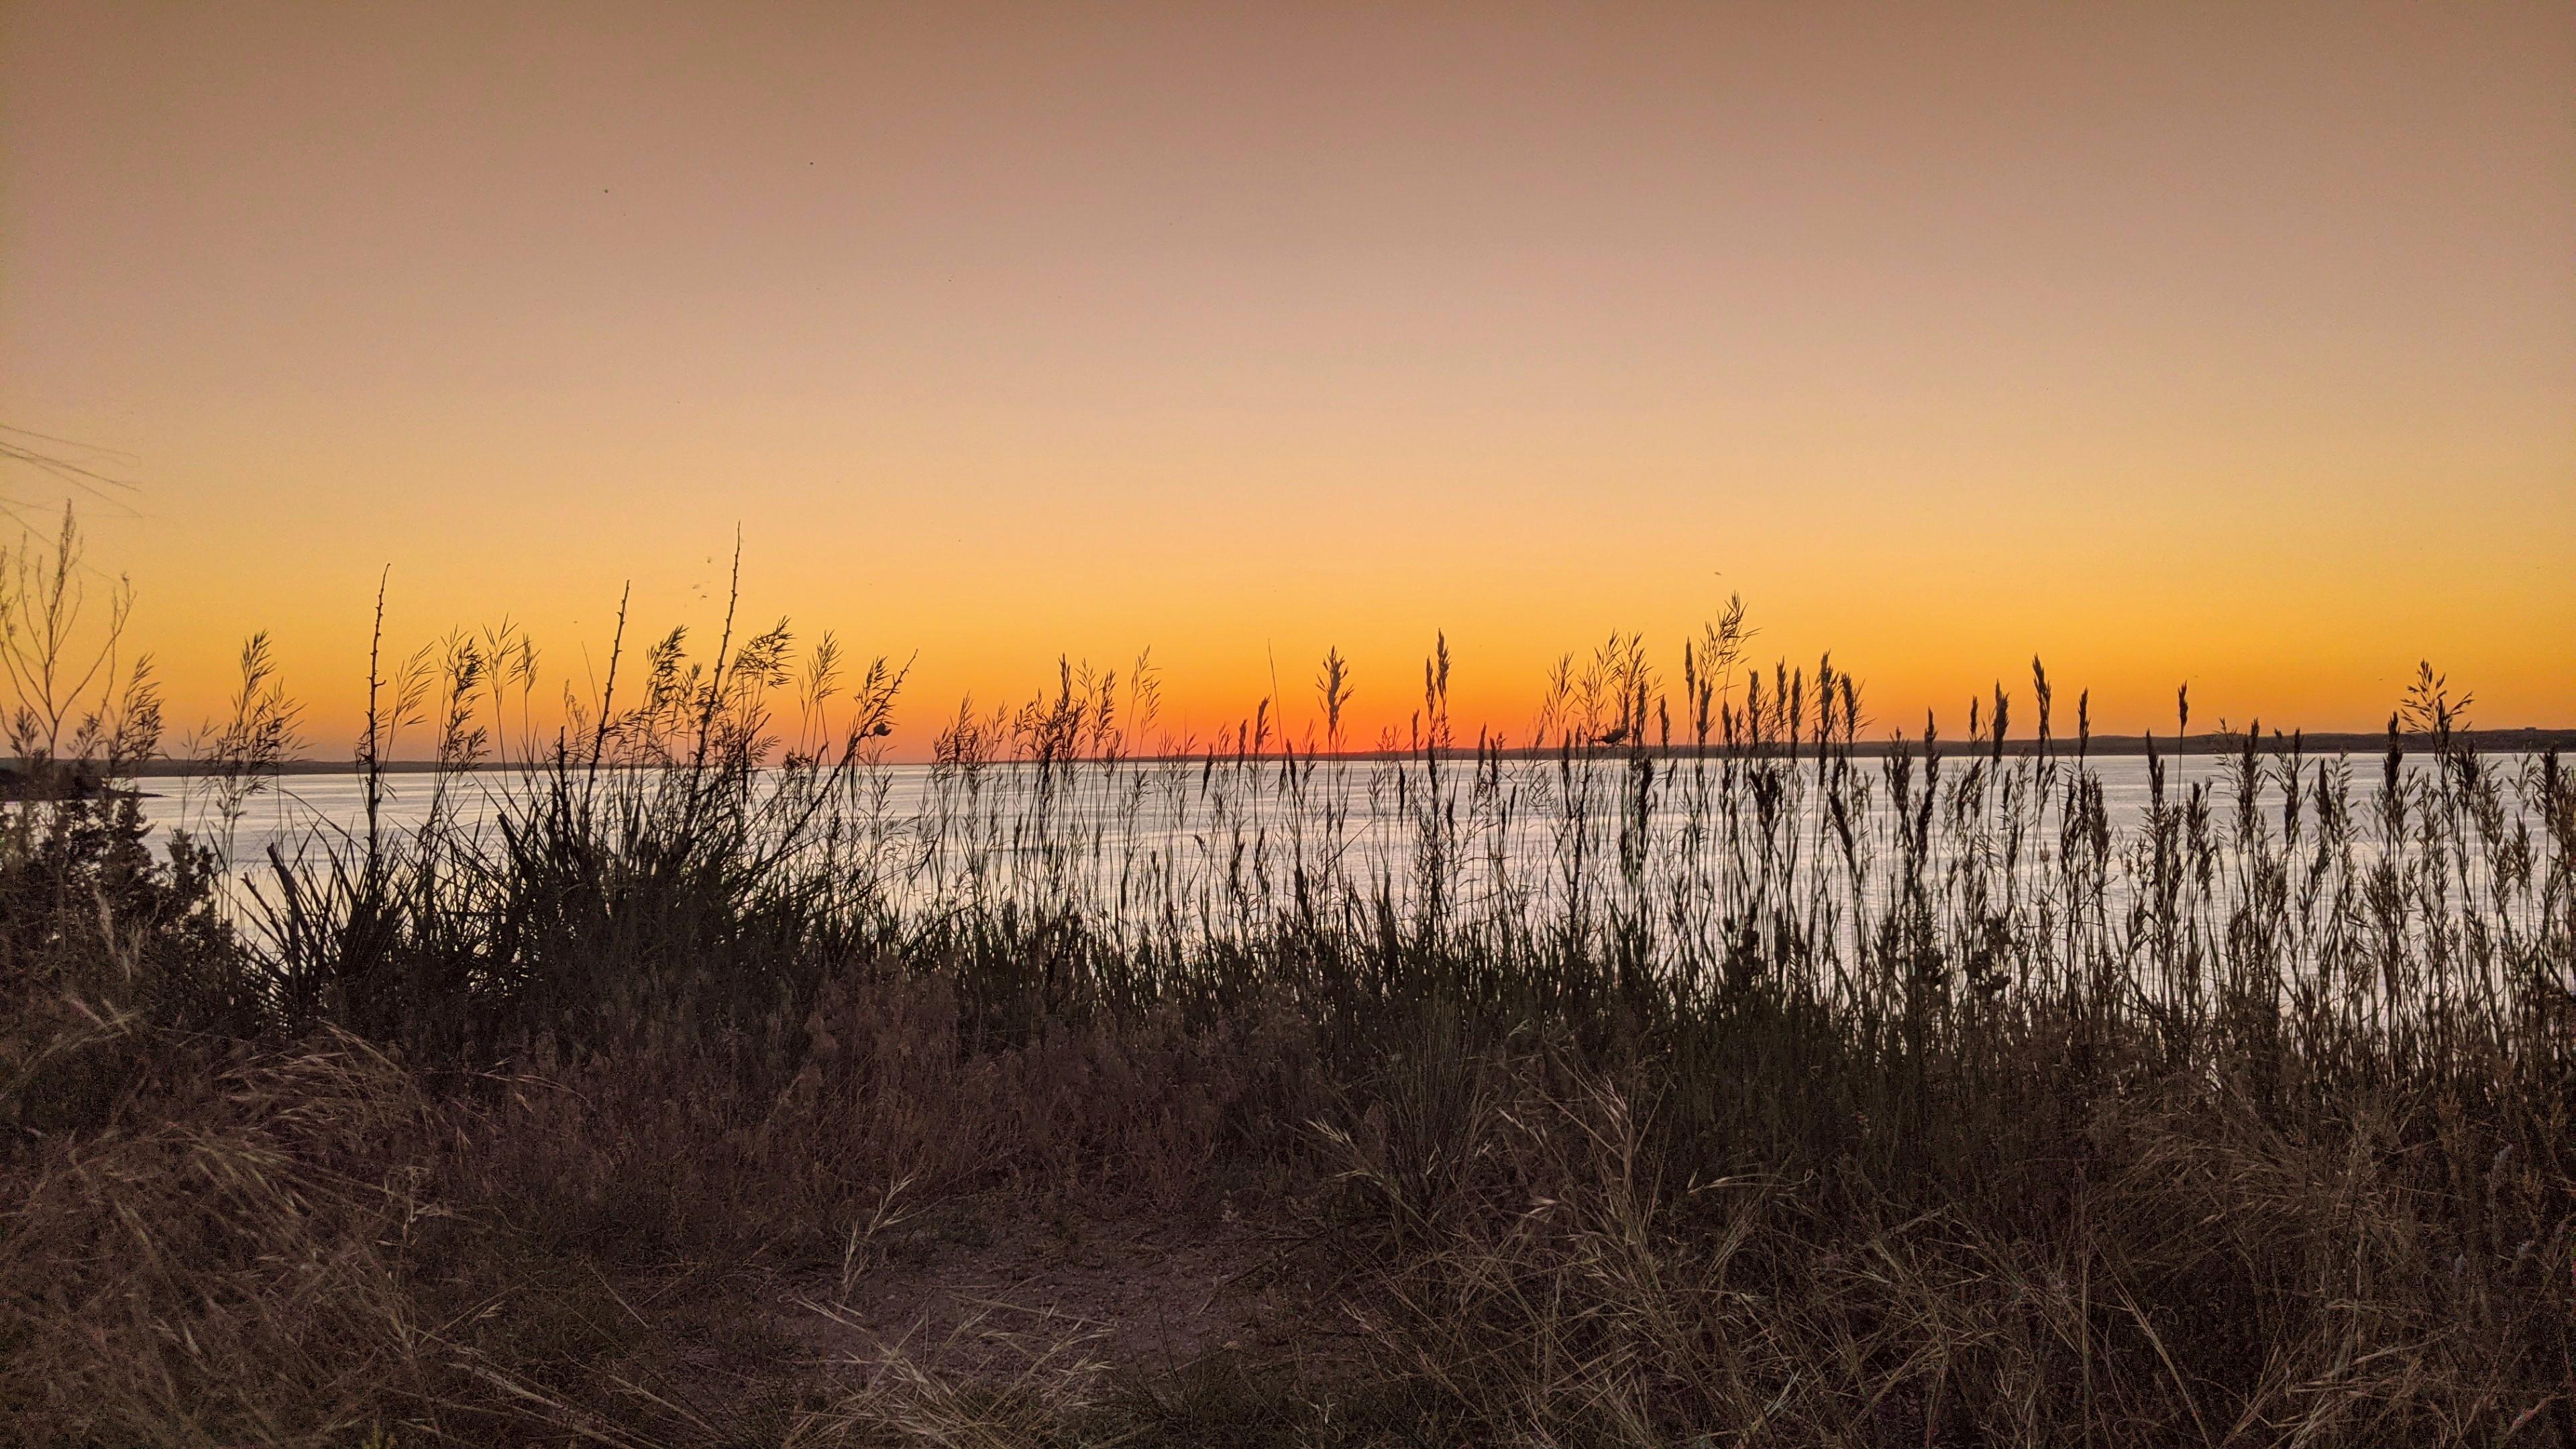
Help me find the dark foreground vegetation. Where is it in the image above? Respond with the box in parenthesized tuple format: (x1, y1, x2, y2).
(5, 514, 2573, 1446)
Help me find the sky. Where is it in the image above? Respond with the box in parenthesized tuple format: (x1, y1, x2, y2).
(3, 1, 2571, 756)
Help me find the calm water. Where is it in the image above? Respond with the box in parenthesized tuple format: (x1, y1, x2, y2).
(101, 748, 2552, 965)
(142, 750, 2479, 888)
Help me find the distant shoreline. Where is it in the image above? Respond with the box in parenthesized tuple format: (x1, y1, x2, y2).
(74, 727, 2576, 777)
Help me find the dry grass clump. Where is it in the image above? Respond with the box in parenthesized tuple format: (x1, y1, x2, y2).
(1, 1034, 457, 1444)
(1313, 1057, 2573, 1447)
(460, 971, 1326, 1266)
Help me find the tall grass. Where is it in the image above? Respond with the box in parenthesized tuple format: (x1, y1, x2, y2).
(5, 516, 2571, 1445)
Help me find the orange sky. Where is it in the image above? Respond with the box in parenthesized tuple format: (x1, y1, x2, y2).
(3, 1, 2571, 755)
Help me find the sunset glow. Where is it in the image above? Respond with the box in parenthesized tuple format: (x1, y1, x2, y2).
(4, 2, 2569, 754)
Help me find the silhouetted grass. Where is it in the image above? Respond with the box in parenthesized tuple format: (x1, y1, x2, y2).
(5, 511, 2571, 1445)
